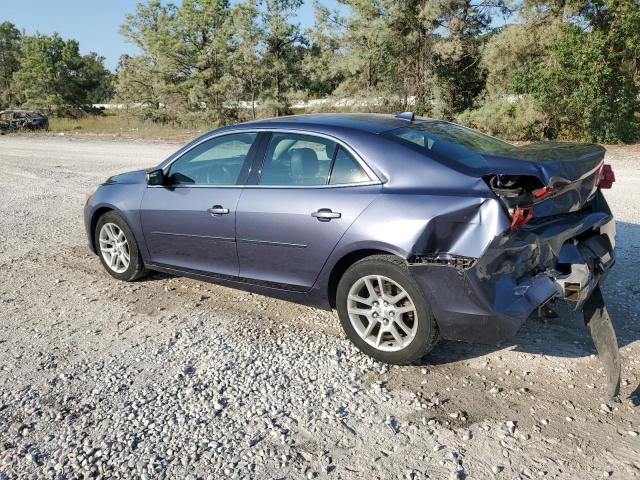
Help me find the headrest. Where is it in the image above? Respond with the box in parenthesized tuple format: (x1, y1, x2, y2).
(290, 148, 319, 179)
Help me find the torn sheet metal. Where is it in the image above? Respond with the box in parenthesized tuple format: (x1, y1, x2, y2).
(482, 142, 606, 218)
(408, 191, 616, 345)
(583, 286, 621, 400)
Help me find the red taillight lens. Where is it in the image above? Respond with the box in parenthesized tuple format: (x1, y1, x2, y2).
(532, 186, 557, 200)
(597, 164, 615, 189)
(511, 206, 533, 229)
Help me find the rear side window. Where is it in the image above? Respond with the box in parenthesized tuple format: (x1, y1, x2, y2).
(258, 133, 374, 187)
(168, 133, 257, 185)
(259, 133, 337, 186)
(329, 147, 370, 184)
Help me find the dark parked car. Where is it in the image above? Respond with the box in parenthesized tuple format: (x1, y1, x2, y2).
(0, 110, 49, 133)
(84, 113, 618, 379)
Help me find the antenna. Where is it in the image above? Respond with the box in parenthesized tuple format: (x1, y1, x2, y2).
(395, 111, 415, 122)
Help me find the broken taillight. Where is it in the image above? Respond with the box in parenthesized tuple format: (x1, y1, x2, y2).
(596, 164, 615, 189)
(510, 206, 533, 228)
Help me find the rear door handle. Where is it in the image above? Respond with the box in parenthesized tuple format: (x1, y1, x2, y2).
(312, 208, 341, 222)
(208, 205, 230, 215)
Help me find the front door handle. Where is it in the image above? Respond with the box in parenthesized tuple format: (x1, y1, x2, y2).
(208, 205, 230, 215)
(312, 208, 341, 222)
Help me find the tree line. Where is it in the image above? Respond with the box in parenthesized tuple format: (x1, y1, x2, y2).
(0, 22, 113, 115)
(1, 0, 639, 142)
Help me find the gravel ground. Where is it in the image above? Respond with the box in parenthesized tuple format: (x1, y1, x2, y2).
(0, 135, 638, 480)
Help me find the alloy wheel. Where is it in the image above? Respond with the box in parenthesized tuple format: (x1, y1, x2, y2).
(99, 222, 130, 274)
(347, 275, 418, 352)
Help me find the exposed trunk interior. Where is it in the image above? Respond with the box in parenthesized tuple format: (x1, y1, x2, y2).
(482, 142, 608, 224)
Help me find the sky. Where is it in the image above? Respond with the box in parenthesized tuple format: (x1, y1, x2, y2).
(1, 0, 342, 72)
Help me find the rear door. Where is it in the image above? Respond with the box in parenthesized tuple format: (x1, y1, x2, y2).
(140, 132, 259, 276)
(236, 132, 381, 289)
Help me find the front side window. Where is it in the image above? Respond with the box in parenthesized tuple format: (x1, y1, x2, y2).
(168, 133, 257, 185)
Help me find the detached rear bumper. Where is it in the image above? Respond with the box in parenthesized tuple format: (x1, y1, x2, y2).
(409, 199, 615, 344)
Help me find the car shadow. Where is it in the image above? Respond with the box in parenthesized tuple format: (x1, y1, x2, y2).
(419, 221, 640, 400)
(138, 271, 174, 282)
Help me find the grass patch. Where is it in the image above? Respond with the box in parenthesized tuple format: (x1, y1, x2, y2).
(47, 111, 203, 142)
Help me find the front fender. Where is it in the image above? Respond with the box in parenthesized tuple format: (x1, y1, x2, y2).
(84, 183, 147, 261)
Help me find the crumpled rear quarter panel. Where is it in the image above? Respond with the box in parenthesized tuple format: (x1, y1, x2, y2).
(410, 192, 615, 344)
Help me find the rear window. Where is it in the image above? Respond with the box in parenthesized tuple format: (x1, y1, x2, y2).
(384, 121, 516, 171)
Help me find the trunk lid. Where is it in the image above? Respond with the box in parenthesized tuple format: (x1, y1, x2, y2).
(482, 142, 605, 219)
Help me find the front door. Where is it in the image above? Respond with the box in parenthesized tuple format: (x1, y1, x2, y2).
(140, 132, 258, 276)
(236, 132, 380, 289)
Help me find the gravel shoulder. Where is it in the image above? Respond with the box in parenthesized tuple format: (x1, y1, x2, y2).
(0, 136, 639, 479)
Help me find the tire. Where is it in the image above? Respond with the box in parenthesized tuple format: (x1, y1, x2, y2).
(94, 211, 148, 282)
(336, 255, 439, 364)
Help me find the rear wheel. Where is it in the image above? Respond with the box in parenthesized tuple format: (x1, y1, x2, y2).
(95, 211, 147, 281)
(336, 255, 438, 364)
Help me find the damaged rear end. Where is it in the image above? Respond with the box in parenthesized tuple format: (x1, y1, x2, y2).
(384, 122, 619, 397)
(410, 141, 617, 347)
(481, 142, 616, 309)
(478, 142, 620, 398)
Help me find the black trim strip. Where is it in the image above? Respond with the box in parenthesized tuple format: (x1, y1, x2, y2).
(246, 132, 271, 186)
(151, 231, 235, 242)
(238, 132, 269, 186)
(149, 262, 310, 293)
(327, 142, 339, 184)
(238, 238, 307, 249)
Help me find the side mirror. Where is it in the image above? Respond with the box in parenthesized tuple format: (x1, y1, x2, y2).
(147, 168, 165, 186)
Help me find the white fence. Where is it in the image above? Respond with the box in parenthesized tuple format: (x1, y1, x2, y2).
(92, 96, 419, 111)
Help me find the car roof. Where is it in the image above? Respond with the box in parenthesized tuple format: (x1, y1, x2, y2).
(235, 113, 430, 135)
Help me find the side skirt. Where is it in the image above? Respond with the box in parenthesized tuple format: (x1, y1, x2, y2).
(147, 263, 332, 311)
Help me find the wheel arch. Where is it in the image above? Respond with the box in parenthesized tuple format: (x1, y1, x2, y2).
(326, 248, 407, 308)
(90, 205, 140, 254)
(89, 206, 116, 253)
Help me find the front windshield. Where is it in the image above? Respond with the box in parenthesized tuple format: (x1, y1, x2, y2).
(384, 121, 516, 171)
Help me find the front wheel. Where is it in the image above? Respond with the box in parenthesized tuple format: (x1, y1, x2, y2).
(95, 211, 148, 281)
(336, 255, 439, 364)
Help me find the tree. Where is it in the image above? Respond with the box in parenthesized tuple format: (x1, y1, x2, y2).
(115, 54, 160, 107)
(543, 0, 640, 142)
(0, 22, 22, 109)
(299, 2, 348, 99)
(458, 18, 564, 139)
(228, 0, 265, 119)
(310, 0, 506, 116)
(259, 0, 305, 116)
(12, 33, 112, 112)
(518, 0, 639, 141)
(119, 0, 239, 124)
(111, 0, 639, 142)
(424, 0, 508, 119)
(313, 1, 400, 103)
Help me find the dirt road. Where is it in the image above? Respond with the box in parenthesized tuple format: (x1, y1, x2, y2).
(0, 135, 638, 479)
